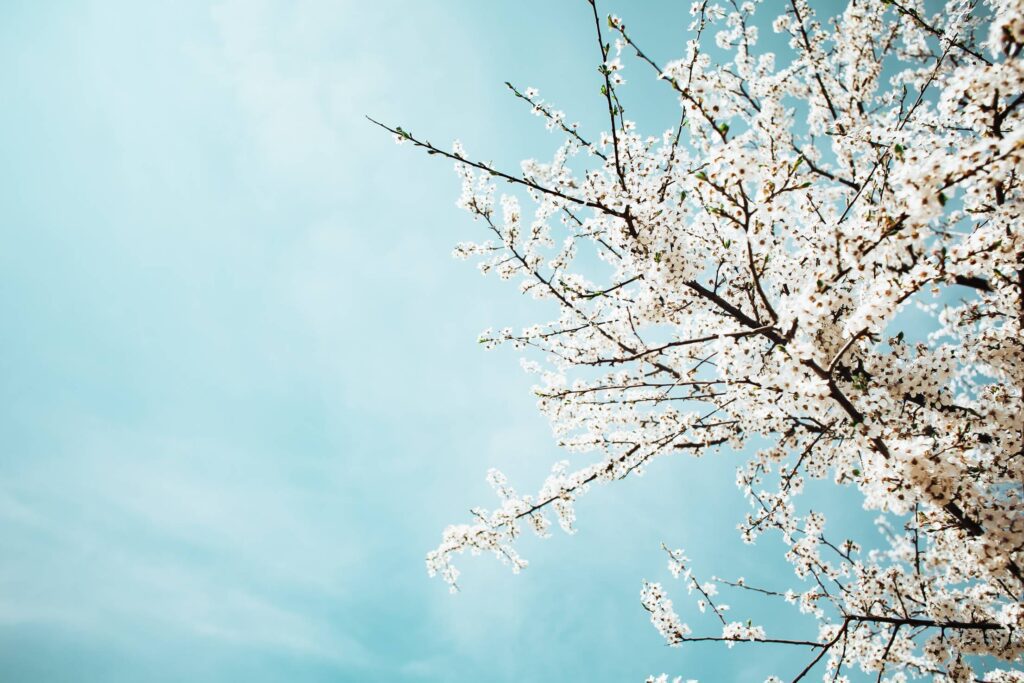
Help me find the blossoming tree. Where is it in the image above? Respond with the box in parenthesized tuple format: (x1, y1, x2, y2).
(376, 0, 1024, 679)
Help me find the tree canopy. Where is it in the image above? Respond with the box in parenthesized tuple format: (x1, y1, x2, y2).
(381, 1, 1024, 679)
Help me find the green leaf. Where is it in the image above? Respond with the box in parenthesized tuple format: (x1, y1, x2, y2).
(852, 370, 869, 392)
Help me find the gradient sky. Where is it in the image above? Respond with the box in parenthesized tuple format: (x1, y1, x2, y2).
(0, 1, 884, 681)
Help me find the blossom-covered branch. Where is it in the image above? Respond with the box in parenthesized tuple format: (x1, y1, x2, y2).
(381, 0, 1024, 679)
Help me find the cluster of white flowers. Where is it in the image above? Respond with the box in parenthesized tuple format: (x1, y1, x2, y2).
(641, 581, 691, 646)
(383, 0, 1024, 678)
(721, 621, 767, 646)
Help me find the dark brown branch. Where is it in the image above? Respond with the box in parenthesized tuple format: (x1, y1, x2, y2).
(504, 81, 607, 160)
(366, 116, 627, 218)
(611, 23, 729, 143)
(887, 0, 991, 65)
(954, 274, 994, 292)
(587, 0, 628, 191)
(789, 0, 838, 121)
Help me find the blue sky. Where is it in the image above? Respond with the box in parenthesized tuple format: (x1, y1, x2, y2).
(0, 1, 870, 680)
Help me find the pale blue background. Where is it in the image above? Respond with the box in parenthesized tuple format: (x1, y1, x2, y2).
(0, 1, 878, 681)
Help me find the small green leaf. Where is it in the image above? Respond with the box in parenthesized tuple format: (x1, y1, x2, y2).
(852, 370, 869, 392)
